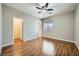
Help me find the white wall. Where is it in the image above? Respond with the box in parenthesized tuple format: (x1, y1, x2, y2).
(23, 15, 41, 41)
(2, 4, 41, 46)
(42, 12, 75, 41)
(0, 3, 2, 54)
(75, 4, 79, 49)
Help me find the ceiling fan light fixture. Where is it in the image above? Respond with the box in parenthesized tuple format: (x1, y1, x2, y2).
(42, 10, 46, 13)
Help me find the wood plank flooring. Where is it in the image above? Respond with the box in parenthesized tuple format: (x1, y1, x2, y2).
(1, 37, 79, 56)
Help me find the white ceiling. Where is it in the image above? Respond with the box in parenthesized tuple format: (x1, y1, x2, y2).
(4, 3, 77, 19)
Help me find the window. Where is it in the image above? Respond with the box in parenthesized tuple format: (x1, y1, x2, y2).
(43, 21, 54, 32)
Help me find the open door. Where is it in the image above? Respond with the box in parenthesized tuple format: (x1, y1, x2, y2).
(13, 17, 23, 44)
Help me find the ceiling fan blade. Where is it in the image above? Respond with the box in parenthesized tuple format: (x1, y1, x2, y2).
(42, 6, 45, 9)
(46, 9, 53, 11)
(41, 3, 48, 9)
(45, 3, 49, 8)
(36, 7, 41, 9)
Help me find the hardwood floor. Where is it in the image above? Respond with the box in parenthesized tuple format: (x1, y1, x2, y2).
(1, 37, 79, 56)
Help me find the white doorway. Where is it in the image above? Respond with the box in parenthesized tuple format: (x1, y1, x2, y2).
(13, 17, 23, 44)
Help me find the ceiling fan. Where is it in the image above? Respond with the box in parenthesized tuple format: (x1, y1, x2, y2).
(36, 3, 53, 13)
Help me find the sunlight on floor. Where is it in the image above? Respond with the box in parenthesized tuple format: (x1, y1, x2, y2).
(42, 40, 55, 55)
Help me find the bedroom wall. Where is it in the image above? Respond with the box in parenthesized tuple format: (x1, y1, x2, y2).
(0, 3, 2, 54)
(2, 4, 41, 46)
(42, 12, 75, 42)
(75, 4, 79, 49)
(23, 15, 41, 41)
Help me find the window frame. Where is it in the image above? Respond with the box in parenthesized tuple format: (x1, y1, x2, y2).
(43, 21, 54, 32)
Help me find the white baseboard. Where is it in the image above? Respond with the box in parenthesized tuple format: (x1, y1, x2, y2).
(24, 37, 39, 41)
(74, 41, 79, 50)
(43, 36, 74, 43)
(0, 49, 1, 54)
(43, 36, 79, 50)
(2, 37, 39, 47)
(2, 43, 13, 47)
